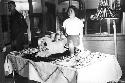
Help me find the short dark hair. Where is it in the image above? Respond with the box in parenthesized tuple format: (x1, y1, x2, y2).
(67, 5, 77, 13)
(67, 5, 78, 16)
(8, 1, 16, 7)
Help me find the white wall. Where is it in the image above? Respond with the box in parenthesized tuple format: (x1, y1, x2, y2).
(84, 0, 99, 9)
(57, 0, 100, 12)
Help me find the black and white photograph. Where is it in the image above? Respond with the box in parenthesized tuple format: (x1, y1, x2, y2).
(0, 0, 125, 83)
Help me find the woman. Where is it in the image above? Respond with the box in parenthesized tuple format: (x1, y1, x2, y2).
(8, 1, 28, 51)
(63, 5, 84, 56)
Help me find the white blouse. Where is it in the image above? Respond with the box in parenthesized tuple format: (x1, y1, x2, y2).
(63, 17, 84, 36)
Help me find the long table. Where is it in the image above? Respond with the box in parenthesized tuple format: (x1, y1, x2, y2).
(4, 54, 76, 83)
(4, 52, 122, 83)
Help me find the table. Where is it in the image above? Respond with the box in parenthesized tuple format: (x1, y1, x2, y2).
(4, 51, 122, 83)
(4, 54, 76, 83)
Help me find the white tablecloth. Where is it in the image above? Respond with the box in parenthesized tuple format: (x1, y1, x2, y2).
(76, 55, 122, 83)
(4, 53, 122, 83)
(4, 55, 76, 83)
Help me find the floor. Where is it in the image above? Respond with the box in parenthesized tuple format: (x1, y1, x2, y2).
(5, 76, 40, 83)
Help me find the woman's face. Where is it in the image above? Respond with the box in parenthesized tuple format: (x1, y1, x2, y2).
(68, 8, 75, 18)
(8, 4, 15, 13)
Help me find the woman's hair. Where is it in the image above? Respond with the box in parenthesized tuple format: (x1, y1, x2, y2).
(8, 1, 16, 7)
(67, 5, 78, 16)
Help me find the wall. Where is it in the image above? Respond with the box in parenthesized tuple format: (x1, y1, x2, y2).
(0, 2, 5, 82)
(85, 0, 99, 9)
(57, 0, 99, 13)
(121, 12, 125, 34)
(84, 0, 120, 9)
(32, 0, 45, 13)
(0, 2, 3, 33)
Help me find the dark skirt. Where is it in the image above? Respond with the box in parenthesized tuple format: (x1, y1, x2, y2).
(67, 35, 80, 47)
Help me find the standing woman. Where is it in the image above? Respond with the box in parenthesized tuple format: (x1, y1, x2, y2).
(63, 5, 84, 56)
(8, 1, 28, 51)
